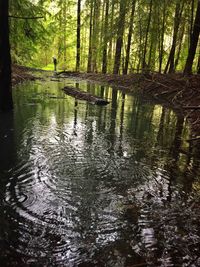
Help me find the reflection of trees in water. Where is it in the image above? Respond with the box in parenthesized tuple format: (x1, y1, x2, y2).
(170, 115, 184, 162)
(0, 112, 16, 172)
(2, 81, 200, 266)
(165, 114, 200, 198)
(118, 92, 125, 156)
(156, 107, 166, 146)
(157, 108, 177, 149)
(0, 112, 25, 266)
(181, 140, 200, 195)
(97, 86, 107, 132)
(73, 99, 78, 136)
(108, 89, 118, 153)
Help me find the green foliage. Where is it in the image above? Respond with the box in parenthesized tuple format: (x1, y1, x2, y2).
(9, 0, 200, 73)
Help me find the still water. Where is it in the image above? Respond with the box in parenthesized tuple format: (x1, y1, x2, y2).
(0, 76, 200, 267)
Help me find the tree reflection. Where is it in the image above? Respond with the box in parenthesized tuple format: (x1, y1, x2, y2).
(118, 92, 125, 156)
(108, 89, 118, 153)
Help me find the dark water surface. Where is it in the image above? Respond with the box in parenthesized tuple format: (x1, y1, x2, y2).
(0, 76, 200, 267)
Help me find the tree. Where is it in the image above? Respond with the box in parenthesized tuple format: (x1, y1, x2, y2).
(102, 0, 109, 74)
(184, 0, 200, 74)
(158, 0, 167, 73)
(0, 0, 13, 111)
(4, 0, 199, 75)
(123, 0, 136, 74)
(87, 0, 94, 72)
(164, 0, 185, 73)
(76, 0, 81, 71)
(9, 0, 46, 66)
(142, 0, 153, 72)
(113, 0, 127, 74)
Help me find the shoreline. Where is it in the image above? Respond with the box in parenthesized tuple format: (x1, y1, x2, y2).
(12, 65, 200, 138)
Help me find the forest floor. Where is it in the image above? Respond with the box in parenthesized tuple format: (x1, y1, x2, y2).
(12, 65, 200, 139)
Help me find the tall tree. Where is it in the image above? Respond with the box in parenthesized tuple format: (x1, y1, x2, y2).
(142, 0, 153, 72)
(63, 0, 67, 65)
(102, 0, 109, 73)
(123, 0, 136, 74)
(158, 0, 166, 73)
(113, 0, 127, 74)
(87, 0, 94, 72)
(107, 0, 115, 72)
(0, 0, 13, 111)
(164, 0, 185, 73)
(76, 0, 81, 71)
(184, 0, 200, 74)
(91, 0, 100, 72)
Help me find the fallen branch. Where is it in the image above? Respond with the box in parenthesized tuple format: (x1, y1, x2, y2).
(187, 136, 200, 142)
(154, 88, 180, 97)
(183, 106, 200, 110)
(144, 77, 174, 91)
(62, 86, 109, 105)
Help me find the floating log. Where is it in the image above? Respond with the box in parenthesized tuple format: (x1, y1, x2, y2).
(62, 86, 109, 105)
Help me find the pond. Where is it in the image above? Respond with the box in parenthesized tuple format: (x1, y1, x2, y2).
(0, 76, 200, 267)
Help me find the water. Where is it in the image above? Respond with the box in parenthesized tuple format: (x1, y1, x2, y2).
(0, 76, 200, 267)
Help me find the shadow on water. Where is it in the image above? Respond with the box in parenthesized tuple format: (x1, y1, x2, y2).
(0, 77, 200, 266)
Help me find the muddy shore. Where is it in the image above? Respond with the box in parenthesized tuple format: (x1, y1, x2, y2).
(12, 65, 37, 85)
(12, 65, 200, 139)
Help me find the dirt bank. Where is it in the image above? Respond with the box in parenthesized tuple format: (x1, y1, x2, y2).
(12, 65, 37, 85)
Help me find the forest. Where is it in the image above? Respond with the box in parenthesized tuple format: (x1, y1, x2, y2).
(0, 1, 200, 266)
(0, 0, 199, 112)
(3, 0, 200, 74)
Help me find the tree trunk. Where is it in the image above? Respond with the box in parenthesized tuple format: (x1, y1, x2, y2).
(184, 0, 200, 74)
(0, 0, 13, 111)
(159, 0, 166, 73)
(123, 0, 136, 74)
(142, 0, 153, 72)
(76, 0, 81, 71)
(164, 0, 184, 74)
(63, 0, 67, 65)
(113, 0, 127, 74)
(197, 45, 200, 74)
(87, 0, 94, 72)
(107, 0, 115, 72)
(174, 19, 185, 70)
(91, 0, 100, 72)
(102, 0, 109, 74)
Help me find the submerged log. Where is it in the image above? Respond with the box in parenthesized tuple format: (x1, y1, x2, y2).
(62, 86, 109, 105)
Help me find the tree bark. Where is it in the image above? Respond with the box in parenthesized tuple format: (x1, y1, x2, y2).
(91, 0, 100, 72)
(113, 0, 127, 74)
(159, 0, 166, 73)
(102, 0, 109, 74)
(63, 0, 67, 65)
(174, 19, 185, 70)
(123, 0, 136, 74)
(164, 0, 184, 74)
(76, 0, 81, 71)
(197, 45, 200, 74)
(142, 0, 153, 72)
(87, 0, 94, 72)
(0, 0, 13, 111)
(107, 0, 115, 72)
(184, 0, 200, 74)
